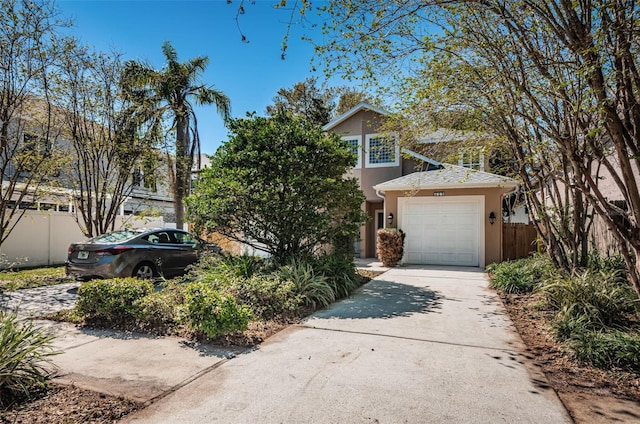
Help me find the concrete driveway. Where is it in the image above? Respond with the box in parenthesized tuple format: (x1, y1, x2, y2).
(122, 266, 572, 423)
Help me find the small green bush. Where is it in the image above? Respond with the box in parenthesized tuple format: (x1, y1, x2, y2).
(220, 254, 267, 279)
(312, 253, 359, 299)
(76, 278, 154, 323)
(232, 276, 300, 320)
(278, 259, 336, 309)
(134, 282, 184, 330)
(587, 251, 627, 277)
(551, 314, 592, 342)
(541, 269, 637, 328)
(487, 254, 558, 294)
(188, 253, 268, 283)
(569, 329, 640, 372)
(0, 312, 58, 405)
(178, 282, 253, 339)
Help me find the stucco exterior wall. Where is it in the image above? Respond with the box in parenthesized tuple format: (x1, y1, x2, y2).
(331, 109, 404, 202)
(382, 187, 513, 266)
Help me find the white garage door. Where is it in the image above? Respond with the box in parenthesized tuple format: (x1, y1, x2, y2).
(399, 196, 483, 267)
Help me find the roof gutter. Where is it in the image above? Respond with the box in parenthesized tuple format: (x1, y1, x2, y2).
(373, 181, 519, 193)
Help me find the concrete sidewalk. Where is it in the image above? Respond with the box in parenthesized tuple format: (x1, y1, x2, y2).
(122, 266, 572, 423)
(41, 321, 246, 403)
(1, 282, 246, 404)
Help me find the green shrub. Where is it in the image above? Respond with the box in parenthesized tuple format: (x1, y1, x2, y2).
(220, 254, 267, 279)
(487, 254, 558, 294)
(232, 276, 300, 319)
(587, 252, 628, 278)
(569, 329, 640, 372)
(312, 253, 359, 299)
(76, 278, 154, 323)
(178, 282, 253, 339)
(551, 314, 592, 341)
(134, 282, 184, 330)
(188, 253, 268, 283)
(0, 312, 58, 405)
(278, 259, 335, 309)
(541, 269, 637, 328)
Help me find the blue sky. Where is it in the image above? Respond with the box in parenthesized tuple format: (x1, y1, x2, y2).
(57, 0, 331, 154)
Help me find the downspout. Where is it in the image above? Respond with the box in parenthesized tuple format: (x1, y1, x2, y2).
(375, 188, 386, 224)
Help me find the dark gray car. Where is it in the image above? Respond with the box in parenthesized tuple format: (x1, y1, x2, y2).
(65, 228, 216, 280)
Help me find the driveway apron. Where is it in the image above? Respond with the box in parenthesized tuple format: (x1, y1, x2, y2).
(124, 266, 572, 423)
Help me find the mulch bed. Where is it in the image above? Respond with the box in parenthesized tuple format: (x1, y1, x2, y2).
(499, 292, 640, 423)
(0, 384, 140, 424)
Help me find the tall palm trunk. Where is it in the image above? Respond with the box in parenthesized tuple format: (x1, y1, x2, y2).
(174, 117, 191, 229)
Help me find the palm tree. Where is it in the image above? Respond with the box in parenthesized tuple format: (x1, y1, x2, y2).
(121, 41, 230, 229)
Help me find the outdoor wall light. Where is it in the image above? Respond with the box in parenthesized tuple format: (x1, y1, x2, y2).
(387, 212, 394, 226)
(489, 211, 496, 225)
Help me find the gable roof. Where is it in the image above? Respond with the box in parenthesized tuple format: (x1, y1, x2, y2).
(322, 102, 452, 170)
(323, 102, 388, 131)
(373, 164, 519, 192)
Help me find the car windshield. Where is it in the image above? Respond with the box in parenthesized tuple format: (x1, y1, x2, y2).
(90, 230, 141, 244)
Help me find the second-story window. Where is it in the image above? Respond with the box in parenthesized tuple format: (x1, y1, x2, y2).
(132, 168, 143, 187)
(132, 167, 157, 191)
(366, 133, 399, 168)
(458, 147, 485, 171)
(342, 135, 362, 169)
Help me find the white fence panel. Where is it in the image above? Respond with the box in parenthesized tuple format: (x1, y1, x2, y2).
(0, 211, 164, 268)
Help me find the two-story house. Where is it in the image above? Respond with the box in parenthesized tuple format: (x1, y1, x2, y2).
(324, 103, 519, 267)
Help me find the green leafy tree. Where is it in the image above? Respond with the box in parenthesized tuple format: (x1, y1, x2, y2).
(0, 0, 68, 247)
(332, 86, 376, 116)
(121, 41, 230, 229)
(266, 77, 333, 126)
(267, 77, 378, 124)
(55, 45, 160, 237)
(187, 113, 368, 263)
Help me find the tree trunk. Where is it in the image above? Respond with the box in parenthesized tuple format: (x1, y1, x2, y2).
(630, 248, 640, 299)
(174, 116, 190, 230)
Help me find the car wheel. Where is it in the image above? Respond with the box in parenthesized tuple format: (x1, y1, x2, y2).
(132, 262, 156, 279)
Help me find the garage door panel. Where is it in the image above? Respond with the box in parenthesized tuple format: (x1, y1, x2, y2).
(400, 198, 482, 267)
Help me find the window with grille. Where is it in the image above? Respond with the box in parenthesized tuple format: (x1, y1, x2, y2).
(366, 134, 399, 168)
(458, 147, 485, 171)
(342, 135, 362, 169)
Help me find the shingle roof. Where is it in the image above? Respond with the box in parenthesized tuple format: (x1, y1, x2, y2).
(373, 164, 519, 192)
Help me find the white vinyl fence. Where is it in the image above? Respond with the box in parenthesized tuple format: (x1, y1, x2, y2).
(0, 210, 164, 268)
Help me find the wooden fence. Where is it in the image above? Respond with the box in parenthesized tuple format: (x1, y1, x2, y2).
(502, 223, 538, 261)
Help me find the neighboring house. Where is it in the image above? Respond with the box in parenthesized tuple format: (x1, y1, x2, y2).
(414, 128, 490, 171)
(324, 103, 519, 267)
(4, 149, 175, 224)
(0, 99, 175, 266)
(549, 149, 638, 255)
(413, 127, 529, 224)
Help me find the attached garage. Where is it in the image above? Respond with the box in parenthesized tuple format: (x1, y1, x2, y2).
(400, 196, 483, 266)
(374, 164, 519, 267)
